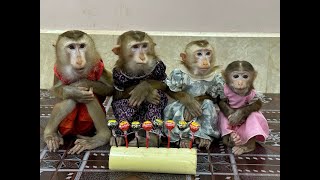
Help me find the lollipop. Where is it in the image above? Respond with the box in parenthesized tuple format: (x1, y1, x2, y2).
(153, 119, 164, 148)
(165, 120, 175, 148)
(131, 121, 141, 148)
(177, 120, 188, 148)
(142, 120, 153, 148)
(119, 120, 130, 148)
(107, 119, 119, 147)
(189, 121, 200, 149)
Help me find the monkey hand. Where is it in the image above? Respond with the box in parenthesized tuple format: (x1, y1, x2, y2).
(183, 109, 195, 122)
(44, 132, 64, 152)
(180, 95, 202, 117)
(63, 86, 94, 103)
(128, 81, 152, 107)
(68, 135, 107, 154)
(146, 89, 161, 105)
(228, 110, 246, 126)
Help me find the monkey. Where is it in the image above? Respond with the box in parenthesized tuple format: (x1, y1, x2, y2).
(43, 30, 113, 154)
(218, 60, 269, 155)
(110, 30, 170, 147)
(163, 40, 225, 149)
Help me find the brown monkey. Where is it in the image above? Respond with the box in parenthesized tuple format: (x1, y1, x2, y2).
(43, 30, 113, 154)
(164, 40, 224, 149)
(218, 60, 269, 155)
(110, 30, 168, 147)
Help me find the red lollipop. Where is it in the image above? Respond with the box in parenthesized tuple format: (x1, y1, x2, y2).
(119, 120, 130, 148)
(142, 120, 153, 148)
(189, 121, 200, 149)
(165, 120, 176, 148)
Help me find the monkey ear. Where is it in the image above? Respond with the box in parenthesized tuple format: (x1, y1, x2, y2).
(112, 45, 120, 55)
(180, 53, 187, 62)
(221, 70, 226, 80)
(253, 70, 258, 80)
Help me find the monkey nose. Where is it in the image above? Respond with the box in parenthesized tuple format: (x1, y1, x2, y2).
(139, 55, 145, 61)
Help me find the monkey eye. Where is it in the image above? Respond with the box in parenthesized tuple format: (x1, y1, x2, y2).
(142, 43, 148, 48)
(132, 44, 139, 49)
(68, 44, 75, 49)
(243, 75, 248, 79)
(206, 52, 211, 56)
(80, 43, 86, 48)
(233, 75, 239, 78)
(197, 52, 202, 56)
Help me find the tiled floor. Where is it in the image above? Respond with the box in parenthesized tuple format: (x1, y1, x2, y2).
(40, 89, 280, 180)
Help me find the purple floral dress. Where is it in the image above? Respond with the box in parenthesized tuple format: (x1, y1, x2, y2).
(111, 60, 168, 123)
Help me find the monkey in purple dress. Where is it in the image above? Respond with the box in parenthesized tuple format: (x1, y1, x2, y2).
(110, 31, 168, 147)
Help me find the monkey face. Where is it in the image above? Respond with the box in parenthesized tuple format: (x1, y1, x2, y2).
(127, 41, 150, 64)
(65, 42, 87, 71)
(228, 71, 251, 96)
(183, 44, 215, 76)
(193, 49, 212, 70)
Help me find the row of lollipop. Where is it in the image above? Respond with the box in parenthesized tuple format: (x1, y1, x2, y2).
(107, 119, 200, 149)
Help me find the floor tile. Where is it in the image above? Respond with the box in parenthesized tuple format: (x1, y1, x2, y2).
(40, 171, 55, 180)
(83, 160, 109, 170)
(52, 172, 78, 180)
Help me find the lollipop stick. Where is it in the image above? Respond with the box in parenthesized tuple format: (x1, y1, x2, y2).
(167, 131, 171, 148)
(112, 130, 118, 147)
(135, 132, 139, 148)
(146, 131, 149, 148)
(125, 133, 128, 148)
(157, 134, 160, 148)
(114, 137, 118, 147)
(189, 133, 194, 149)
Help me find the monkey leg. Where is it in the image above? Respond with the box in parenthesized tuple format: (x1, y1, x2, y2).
(68, 97, 111, 154)
(44, 99, 77, 152)
(232, 137, 256, 155)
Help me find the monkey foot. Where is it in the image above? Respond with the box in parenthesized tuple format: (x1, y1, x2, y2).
(195, 138, 212, 149)
(44, 133, 64, 152)
(178, 138, 191, 148)
(230, 132, 242, 146)
(232, 145, 255, 155)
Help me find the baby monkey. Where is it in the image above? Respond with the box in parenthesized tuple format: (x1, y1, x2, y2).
(218, 61, 269, 155)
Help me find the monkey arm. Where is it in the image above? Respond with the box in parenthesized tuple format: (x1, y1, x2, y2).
(166, 88, 202, 117)
(218, 98, 235, 117)
(223, 98, 262, 126)
(194, 95, 217, 104)
(113, 80, 167, 100)
(70, 69, 114, 97)
(237, 98, 262, 119)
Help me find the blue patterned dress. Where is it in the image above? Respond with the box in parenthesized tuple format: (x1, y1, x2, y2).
(111, 60, 168, 123)
(163, 67, 225, 142)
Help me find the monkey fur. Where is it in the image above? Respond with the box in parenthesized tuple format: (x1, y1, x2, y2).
(218, 60, 269, 155)
(43, 30, 113, 154)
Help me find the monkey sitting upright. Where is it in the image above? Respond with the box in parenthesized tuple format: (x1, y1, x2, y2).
(43, 30, 113, 154)
(110, 30, 168, 147)
(164, 40, 224, 149)
(218, 60, 269, 155)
